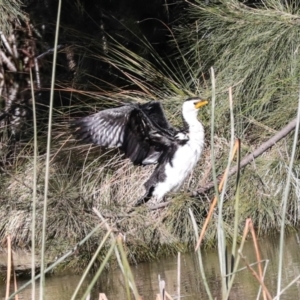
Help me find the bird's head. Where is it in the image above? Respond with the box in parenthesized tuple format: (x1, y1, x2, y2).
(182, 97, 208, 117)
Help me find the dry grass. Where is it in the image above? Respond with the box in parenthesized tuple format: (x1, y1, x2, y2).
(0, 129, 293, 271)
(0, 95, 297, 272)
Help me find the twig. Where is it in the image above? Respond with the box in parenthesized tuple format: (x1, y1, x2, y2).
(238, 251, 272, 300)
(248, 219, 266, 300)
(36, 45, 64, 60)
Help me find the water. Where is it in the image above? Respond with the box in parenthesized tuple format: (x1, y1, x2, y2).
(98, 232, 300, 299)
(1, 232, 300, 299)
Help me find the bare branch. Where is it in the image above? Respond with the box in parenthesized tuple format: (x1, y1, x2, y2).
(196, 118, 299, 195)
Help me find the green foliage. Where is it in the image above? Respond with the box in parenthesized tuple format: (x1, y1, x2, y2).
(0, 0, 25, 34)
(176, 0, 300, 137)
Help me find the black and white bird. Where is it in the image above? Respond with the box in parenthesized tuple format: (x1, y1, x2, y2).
(72, 97, 208, 206)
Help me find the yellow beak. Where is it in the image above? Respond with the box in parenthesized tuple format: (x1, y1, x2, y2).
(194, 99, 208, 109)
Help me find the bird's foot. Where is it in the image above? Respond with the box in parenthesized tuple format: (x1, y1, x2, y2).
(133, 197, 146, 207)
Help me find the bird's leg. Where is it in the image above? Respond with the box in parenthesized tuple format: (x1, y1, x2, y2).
(133, 186, 154, 207)
(134, 193, 151, 207)
(133, 197, 146, 207)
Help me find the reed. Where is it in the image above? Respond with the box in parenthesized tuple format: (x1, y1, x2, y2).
(276, 85, 300, 298)
(39, 2, 62, 299)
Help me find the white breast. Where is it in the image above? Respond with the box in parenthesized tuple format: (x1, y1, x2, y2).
(152, 127, 204, 201)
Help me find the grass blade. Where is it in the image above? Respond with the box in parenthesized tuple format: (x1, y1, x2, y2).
(39, 1, 62, 299)
(189, 208, 213, 300)
(7, 223, 103, 299)
(29, 68, 37, 300)
(276, 85, 300, 298)
(81, 240, 117, 300)
(71, 229, 113, 300)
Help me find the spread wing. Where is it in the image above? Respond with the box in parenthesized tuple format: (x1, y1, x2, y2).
(72, 105, 132, 147)
(72, 102, 178, 165)
(139, 101, 175, 134)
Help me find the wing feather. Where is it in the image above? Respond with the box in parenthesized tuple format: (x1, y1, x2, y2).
(72, 102, 179, 165)
(140, 101, 176, 135)
(72, 106, 132, 148)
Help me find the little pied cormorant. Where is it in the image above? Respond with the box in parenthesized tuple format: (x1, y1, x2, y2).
(72, 97, 208, 206)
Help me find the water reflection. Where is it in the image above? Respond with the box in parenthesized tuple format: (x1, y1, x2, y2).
(1, 232, 300, 299)
(98, 233, 300, 300)
(0, 274, 88, 300)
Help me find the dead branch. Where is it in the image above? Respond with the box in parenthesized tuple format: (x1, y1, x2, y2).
(196, 117, 299, 196)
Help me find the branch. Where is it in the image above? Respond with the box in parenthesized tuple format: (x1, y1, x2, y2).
(196, 117, 299, 195)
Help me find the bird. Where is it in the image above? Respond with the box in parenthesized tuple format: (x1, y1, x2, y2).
(72, 97, 208, 206)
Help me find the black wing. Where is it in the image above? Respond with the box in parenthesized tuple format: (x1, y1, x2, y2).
(72, 105, 132, 147)
(139, 101, 175, 134)
(72, 102, 179, 165)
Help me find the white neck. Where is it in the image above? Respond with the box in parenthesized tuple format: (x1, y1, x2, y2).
(182, 109, 203, 132)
